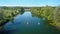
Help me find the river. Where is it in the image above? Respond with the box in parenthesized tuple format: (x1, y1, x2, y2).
(1, 11, 60, 34)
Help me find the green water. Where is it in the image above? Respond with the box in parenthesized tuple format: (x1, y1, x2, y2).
(3, 11, 60, 34)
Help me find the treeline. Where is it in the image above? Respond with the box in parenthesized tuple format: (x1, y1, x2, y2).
(30, 6, 60, 29)
(0, 6, 24, 26)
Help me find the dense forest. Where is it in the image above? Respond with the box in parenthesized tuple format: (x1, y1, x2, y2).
(30, 6, 60, 30)
(0, 7, 24, 26)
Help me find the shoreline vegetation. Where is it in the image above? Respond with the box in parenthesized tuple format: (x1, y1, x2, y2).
(0, 7, 24, 26)
(30, 5, 60, 30)
(0, 5, 60, 30)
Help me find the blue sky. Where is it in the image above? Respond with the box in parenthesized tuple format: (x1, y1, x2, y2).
(0, 0, 60, 6)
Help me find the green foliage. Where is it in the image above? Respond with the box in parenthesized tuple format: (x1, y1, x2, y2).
(30, 6, 60, 29)
(0, 7, 24, 25)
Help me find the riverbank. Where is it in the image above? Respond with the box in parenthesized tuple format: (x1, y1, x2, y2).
(0, 7, 24, 26)
(30, 6, 60, 30)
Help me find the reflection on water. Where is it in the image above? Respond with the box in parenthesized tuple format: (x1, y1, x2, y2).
(38, 22, 40, 25)
(27, 22, 29, 24)
(0, 11, 60, 34)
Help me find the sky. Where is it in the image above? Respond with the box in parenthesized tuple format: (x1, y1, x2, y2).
(0, 0, 60, 7)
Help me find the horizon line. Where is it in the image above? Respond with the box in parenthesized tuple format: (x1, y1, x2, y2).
(0, 5, 59, 7)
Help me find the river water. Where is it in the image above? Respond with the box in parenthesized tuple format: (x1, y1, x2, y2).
(2, 11, 60, 34)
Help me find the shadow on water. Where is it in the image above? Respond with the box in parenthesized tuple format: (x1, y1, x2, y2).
(31, 13, 60, 34)
(0, 28, 17, 34)
(0, 10, 25, 34)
